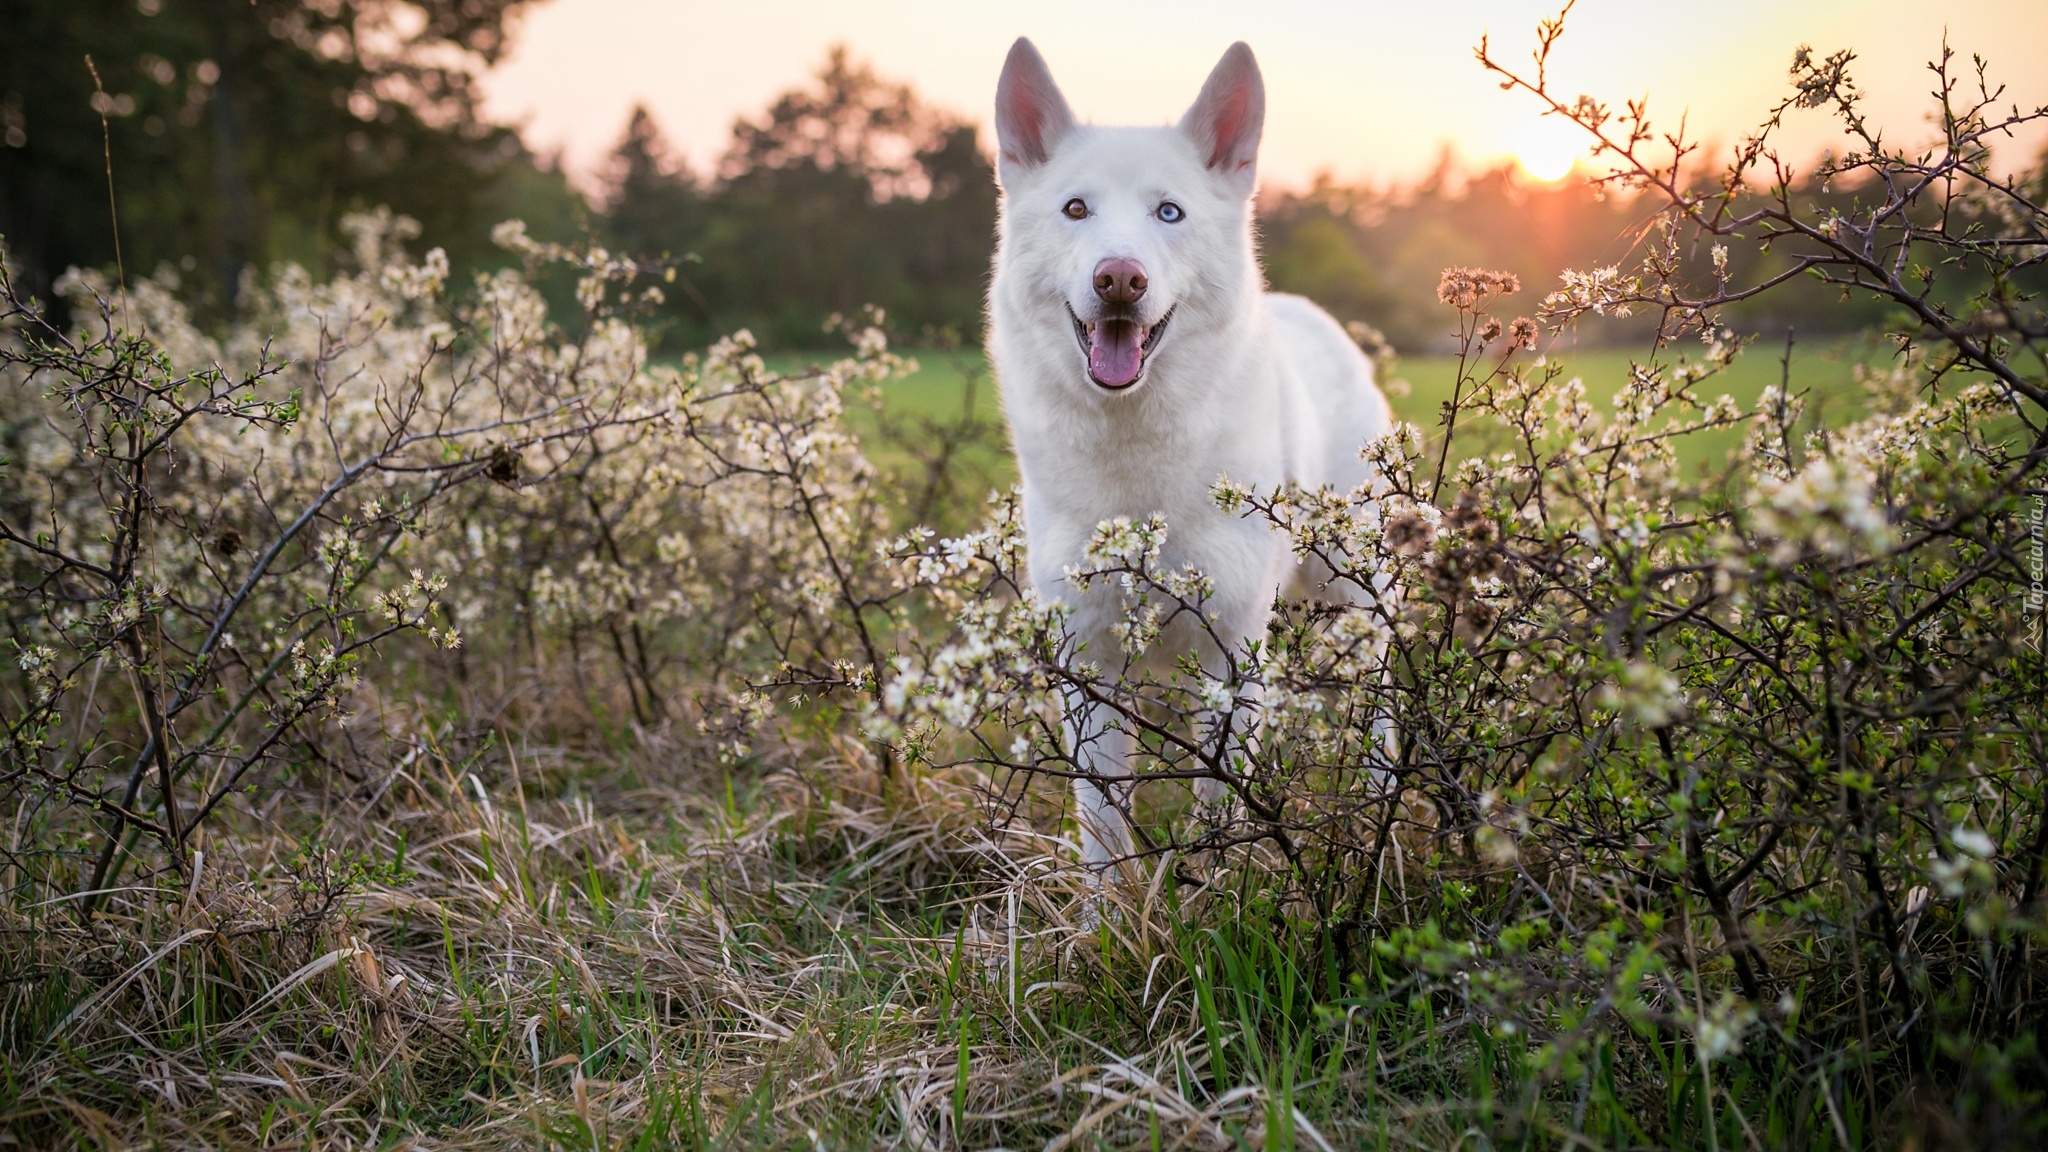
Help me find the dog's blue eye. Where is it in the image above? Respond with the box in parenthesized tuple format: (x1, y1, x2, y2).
(1157, 201, 1185, 223)
(1063, 198, 1088, 220)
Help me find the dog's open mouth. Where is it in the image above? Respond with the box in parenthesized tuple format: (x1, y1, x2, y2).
(1068, 304, 1175, 390)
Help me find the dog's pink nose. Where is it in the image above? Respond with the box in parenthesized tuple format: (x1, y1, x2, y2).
(1093, 258, 1148, 305)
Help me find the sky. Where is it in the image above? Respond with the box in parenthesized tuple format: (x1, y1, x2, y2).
(478, 0, 2048, 194)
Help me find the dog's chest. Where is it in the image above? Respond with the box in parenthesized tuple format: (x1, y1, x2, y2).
(1019, 431, 1284, 622)
(1019, 394, 1258, 519)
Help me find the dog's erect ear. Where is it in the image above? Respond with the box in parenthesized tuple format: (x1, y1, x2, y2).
(1180, 42, 1265, 198)
(994, 38, 1075, 185)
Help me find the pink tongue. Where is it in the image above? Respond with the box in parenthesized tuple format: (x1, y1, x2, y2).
(1088, 319, 1144, 386)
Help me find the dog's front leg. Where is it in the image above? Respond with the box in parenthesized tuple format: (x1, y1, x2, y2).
(1357, 573, 1402, 788)
(1192, 673, 1262, 811)
(1191, 628, 1264, 812)
(1063, 687, 1135, 871)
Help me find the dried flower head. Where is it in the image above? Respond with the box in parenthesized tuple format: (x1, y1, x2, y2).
(1455, 597, 1499, 641)
(1479, 317, 1503, 343)
(1428, 554, 1468, 601)
(1437, 267, 1477, 309)
(485, 445, 521, 486)
(1465, 547, 1505, 582)
(1508, 316, 1539, 349)
(1445, 488, 1489, 535)
(1384, 510, 1437, 557)
(1436, 267, 1521, 310)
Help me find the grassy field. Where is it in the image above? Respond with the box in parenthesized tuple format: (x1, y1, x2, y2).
(8, 332, 1964, 1152)
(774, 331, 1899, 505)
(16, 735, 1735, 1150)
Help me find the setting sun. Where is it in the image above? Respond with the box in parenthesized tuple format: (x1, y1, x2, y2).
(1510, 114, 1586, 182)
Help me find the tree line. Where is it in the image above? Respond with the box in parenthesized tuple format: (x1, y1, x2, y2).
(599, 46, 996, 350)
(6, 1, 2016, 354)
(0, 0, 556, 314)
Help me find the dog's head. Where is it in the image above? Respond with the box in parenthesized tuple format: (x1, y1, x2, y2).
(992, 39, 1265, 394)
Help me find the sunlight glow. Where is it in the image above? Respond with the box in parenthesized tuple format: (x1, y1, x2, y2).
(1511, 115, 1585, 182)
(479, 2, 2048, 192)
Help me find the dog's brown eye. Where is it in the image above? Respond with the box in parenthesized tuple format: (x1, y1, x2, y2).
(1063, 198, 1088, 220)
(1157, 201, 1184, 223)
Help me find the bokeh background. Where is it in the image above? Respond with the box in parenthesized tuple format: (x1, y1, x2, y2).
(5, 0, 2045, 353)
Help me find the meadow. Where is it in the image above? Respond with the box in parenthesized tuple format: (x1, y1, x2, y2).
(3, 12, 2045, 1152)
(803, 331, 1899, 505)
(4, 268, 2035, 1151)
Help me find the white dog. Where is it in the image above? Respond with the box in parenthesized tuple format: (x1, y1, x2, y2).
(986, 38, 1393, 869)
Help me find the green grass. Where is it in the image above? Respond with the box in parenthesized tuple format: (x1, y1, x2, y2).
(768, 331, 1899, 505)
(765, 346, 1013, 527)
(1395, 334, 1889, 467)
(761, 345, 1000, 430)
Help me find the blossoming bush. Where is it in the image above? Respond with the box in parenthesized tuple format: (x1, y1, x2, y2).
(875, 25, 2048, 1141)
(2, 14, 2045, 1148)
(0, 204, 923, 904)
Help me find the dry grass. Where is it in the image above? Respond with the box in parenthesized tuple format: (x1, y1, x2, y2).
(4, 676, 1467, 1151)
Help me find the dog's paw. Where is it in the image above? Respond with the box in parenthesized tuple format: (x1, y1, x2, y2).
(1069, 867, 1133, 931)
(1071, 892, 1114, 932)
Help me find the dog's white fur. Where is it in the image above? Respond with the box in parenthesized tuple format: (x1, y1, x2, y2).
(987, 39, 1392, 868)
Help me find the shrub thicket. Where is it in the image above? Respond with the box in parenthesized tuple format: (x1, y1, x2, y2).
(2, 14, 2045, 1150)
